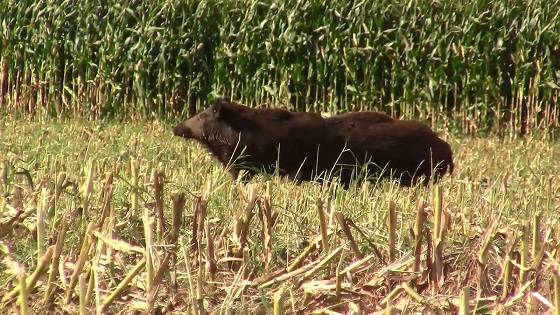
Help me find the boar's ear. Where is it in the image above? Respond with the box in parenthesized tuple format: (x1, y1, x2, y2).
(212, 99, 230, 119)
(216, 95, 232, 103)
(214, 99, 255, 130)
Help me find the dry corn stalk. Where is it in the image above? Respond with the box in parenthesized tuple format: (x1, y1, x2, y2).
(413, 200, 426, 274)
(65, 222, 94, 303)
(98, 171, 114, 229)
(179, 237, 199, 315)
(143, 207, 155, 294)
(476, 209, 501, 296)
(152, 168, 165, 241)
(501, 231, 519, 300)
(100, 258, 146, 312)
(233, 184, 257, 258)
(316, 198, 329, 253)
(36, 187, 48, 261)
(259, 260, 321, 289)
(3, 245, 55, 303)
(205, 221, 217, 282)
(82, 159, 95, 214)
(388, 201, 397, 262)
(170, 192, 185, 245)
(130, 158, 139, 216)
(148, 253, 173, 309)
(43, 214, 69, 304)
(191, 195, 207, 252)
(431, 185, 445, 287)
(345, 217, 385, 263)
(258, 181, 274, 268)
(336, 212, 362, 259)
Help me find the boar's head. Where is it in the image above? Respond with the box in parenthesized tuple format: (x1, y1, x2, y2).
(173, 97, 241, 141)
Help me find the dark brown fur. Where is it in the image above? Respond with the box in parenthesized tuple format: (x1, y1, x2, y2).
(173, 97, 454, 188)
(172, 97, 336, 182)
(325, 112, 454, 187)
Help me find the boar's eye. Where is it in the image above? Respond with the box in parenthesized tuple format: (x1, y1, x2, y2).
(212, 104, 223, 116)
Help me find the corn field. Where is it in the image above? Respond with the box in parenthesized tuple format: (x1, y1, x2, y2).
(1, 0, 560, 133)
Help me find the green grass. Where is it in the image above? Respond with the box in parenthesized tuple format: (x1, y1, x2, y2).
(1, 117, 559, 313)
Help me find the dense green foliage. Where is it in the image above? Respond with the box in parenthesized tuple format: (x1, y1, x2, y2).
(1, 0, 559, 132)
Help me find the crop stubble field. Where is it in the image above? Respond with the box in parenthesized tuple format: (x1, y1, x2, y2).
(0, 118, 559, 314)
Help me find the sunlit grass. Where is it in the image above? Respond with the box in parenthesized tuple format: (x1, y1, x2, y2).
(1, 117, 558, 313)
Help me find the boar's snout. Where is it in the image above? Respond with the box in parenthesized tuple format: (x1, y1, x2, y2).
(172, 123, 191, 138)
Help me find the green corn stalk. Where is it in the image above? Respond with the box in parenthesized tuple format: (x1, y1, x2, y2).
(273, 286, 285, 315)
(18, 266, 29, 315)
(460, 286, 470, 315)
(555, 269, 560, 315)
(2, 0, 558, 134)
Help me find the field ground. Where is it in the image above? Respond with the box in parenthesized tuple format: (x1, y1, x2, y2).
(1, 118, 559, 314)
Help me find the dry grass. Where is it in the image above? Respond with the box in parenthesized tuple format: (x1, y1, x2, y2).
(0, 118, 559, 314)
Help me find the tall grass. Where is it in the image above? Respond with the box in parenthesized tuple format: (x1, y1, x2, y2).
(1, 0, 559, 133)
